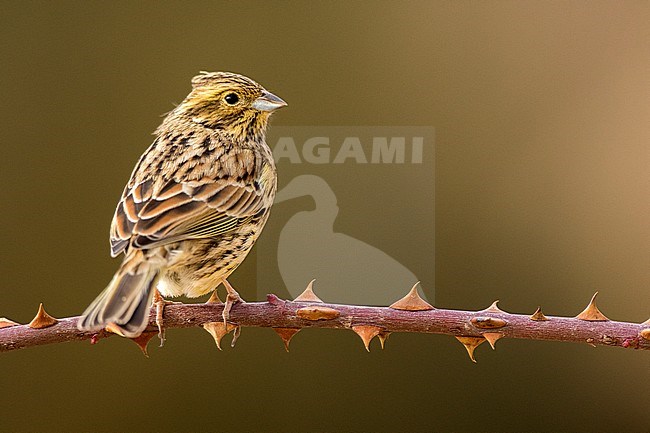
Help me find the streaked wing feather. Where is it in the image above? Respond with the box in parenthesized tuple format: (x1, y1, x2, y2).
(184, 182, 227, 200)
(207, 185, 241, 208)
(131, 179, 153, 203)
(156, 182, 184, 200)
(230, 188, 261, 214)
(110, 176, 267, 255)
(110, 239, 129, 257)
(114, 203, 134, 236)
(138, 193, 194, 220)
(134, 200, 204, 235)
(122, 195, 142, 222)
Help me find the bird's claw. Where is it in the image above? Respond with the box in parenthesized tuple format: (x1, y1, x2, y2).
(153, 290, 181, 347)
(221, 279, 244, 327)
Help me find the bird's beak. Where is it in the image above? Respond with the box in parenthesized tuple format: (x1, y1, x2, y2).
(252, 91, 287, 112)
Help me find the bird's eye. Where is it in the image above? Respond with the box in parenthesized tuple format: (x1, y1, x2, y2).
(224, 93, 240, 105)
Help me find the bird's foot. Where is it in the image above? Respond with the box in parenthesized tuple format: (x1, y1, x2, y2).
(221, 279, 244, 327)
(153, 289, 182, 347)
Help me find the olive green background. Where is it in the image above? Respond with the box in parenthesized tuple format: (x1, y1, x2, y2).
(1, 2, 648, 432)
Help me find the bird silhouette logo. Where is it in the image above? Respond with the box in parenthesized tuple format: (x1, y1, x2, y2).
(273, 174, 429, 305)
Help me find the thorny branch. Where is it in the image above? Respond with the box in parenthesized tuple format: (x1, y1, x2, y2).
(1, 283, 649, 361)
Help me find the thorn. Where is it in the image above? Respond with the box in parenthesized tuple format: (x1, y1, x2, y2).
(640, 329, 650, 341)
(202, 322, 236, 350)
(641, 317, 650, 326)
(530, 306, 549, 321)
(470, 316, 507, 329)
(575, 292, 609, 321)
(129, 331, 157, 357)
(352, 325, 382, 352)
(294, 279, 323, 303)
(266, 294, 284, 305)
(273, 328, 301, 352)
(296, 306, 340, 321)
(206, 291, 222, 304)
(378, 331, 391, 349)
(483, 300, 504, 313)
(455, 336, 486, 363)
(389, 282, 435, 311)
(483, 332, 502, 349)
(620, 338, 630, 348)
(105, 322, 126, 337)
(0, 317, 20, 328)
(586, 338, 597, 347)
(28, 303, 58, 329)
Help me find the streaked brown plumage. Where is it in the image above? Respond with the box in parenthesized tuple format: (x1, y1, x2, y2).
(78, 71, 286, 338)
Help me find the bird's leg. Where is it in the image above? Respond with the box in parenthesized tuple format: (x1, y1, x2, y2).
(221, 278, 244, 326)
(152, 289, 181, 347)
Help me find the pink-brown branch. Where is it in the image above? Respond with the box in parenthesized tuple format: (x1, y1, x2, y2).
(1, 293, 648, 353)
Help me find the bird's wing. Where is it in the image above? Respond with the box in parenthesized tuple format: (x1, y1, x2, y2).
(109, 176, 269, 256)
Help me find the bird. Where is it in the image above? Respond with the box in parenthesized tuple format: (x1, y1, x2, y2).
(77, 71, 286, 340)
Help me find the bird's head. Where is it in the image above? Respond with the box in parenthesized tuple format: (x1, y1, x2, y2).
(177, 71, 287, 140)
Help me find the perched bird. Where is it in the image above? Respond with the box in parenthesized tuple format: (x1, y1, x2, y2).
(78, 71, 286, 339)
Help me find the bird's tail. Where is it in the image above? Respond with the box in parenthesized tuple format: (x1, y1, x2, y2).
(78, 251, 158, 338)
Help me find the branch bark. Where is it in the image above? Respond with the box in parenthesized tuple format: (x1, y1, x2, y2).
(1, 290, 649, 356)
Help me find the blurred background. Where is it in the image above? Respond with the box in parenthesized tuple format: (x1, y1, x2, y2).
(1, 2, 648, 432)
